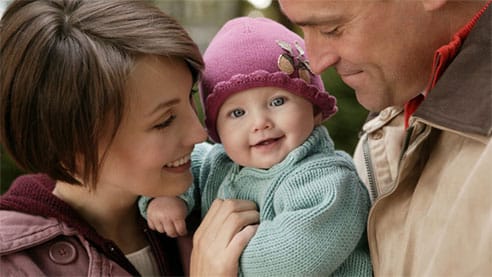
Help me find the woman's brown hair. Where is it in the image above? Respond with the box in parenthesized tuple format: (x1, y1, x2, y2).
(0, 0, 204, 188)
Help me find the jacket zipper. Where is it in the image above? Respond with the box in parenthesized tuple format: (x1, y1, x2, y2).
(362, 135, 378, 203)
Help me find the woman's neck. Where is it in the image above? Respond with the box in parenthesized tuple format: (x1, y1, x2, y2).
(52, 181, 148, 253)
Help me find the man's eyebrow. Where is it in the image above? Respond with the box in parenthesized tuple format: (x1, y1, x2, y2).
(293, 15, 342, 27)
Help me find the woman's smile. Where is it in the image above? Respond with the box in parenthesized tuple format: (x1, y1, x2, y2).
(164, 154, 192, 173)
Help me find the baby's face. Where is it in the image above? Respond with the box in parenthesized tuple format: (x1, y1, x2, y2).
(216, 87, 319, 169)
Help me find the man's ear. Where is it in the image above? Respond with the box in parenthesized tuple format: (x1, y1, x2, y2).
(422, 0, 447, 11)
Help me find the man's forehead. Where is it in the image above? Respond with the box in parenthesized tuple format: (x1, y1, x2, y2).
(278, 0, 350, 26)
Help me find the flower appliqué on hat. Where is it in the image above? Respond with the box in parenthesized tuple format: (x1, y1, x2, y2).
(276, 40, 313, 83)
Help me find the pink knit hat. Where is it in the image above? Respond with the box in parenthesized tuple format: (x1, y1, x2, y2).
(200, 16, 337, 142)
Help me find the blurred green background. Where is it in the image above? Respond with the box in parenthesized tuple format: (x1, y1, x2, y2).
(0, 0, 368, 193)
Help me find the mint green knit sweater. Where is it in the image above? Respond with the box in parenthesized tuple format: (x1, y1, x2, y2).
(183, 126, 372, 276)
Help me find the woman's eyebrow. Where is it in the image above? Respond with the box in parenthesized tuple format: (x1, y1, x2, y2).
(147, 98, 180, 117)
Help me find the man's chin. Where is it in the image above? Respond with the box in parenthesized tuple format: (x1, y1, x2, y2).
(355, 93, 381, 112)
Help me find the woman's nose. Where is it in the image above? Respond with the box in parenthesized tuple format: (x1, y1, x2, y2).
(186, 110, 208, 144)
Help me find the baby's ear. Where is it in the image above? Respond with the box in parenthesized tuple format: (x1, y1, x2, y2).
(314, 112, 323, 125)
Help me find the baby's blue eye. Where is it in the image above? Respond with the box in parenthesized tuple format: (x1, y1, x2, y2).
(271, 97, 285, 107)
(230, 109, 245, 118)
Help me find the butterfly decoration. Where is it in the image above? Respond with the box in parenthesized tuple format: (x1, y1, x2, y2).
(276, 40, 313, 83)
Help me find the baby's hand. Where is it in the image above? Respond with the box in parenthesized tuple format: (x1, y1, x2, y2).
(146, 196, 188, 237)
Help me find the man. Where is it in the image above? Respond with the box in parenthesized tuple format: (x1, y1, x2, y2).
(279, 0, 491, 276)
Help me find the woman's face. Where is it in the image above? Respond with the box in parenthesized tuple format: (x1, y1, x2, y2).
(97, 56, 207, 198)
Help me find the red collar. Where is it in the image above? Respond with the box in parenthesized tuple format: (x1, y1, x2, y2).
(404, 0, 492, 128)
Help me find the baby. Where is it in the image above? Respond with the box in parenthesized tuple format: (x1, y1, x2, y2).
(140, 17, 372, 276)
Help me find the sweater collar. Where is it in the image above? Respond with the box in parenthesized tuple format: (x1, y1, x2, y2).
(268, 125, 334, 171)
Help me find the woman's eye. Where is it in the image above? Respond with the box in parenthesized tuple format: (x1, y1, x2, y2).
(230, 109, 245, 118)
(154, 115, 176, 130)
(271, 97, 285, 107)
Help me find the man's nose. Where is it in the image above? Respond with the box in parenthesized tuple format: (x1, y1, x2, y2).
(303, 29, 340, 74)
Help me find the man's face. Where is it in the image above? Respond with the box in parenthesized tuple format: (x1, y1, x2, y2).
(279, 0, 438, 112)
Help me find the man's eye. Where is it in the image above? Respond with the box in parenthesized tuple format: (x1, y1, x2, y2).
(230, 109, 245, 118)
(271, 97, 285, 107)
(154, 115, 176, 130)
(321, 26, 341, 37)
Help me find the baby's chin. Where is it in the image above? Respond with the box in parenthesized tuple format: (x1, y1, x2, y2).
(240, 156, 287, 170)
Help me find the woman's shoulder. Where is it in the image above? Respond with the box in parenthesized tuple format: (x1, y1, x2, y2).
(0, 210, 65, 252)
(0, 209, 132, 276)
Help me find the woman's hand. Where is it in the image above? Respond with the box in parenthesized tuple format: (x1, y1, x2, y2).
(190, 199, 259, 277)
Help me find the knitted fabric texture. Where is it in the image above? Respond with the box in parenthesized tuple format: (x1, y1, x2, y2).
(200, 17, 337, 142)
(183, 126, 372, 276)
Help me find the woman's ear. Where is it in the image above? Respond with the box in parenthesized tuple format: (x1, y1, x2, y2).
(422, 0, 447, 11)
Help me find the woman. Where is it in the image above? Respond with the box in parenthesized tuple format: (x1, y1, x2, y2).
(0, 0, 258, 275)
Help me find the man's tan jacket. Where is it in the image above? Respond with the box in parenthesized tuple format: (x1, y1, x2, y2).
(353, 5, 491, 276)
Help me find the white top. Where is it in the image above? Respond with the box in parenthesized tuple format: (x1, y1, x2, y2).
(125, 245, 160, 276)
